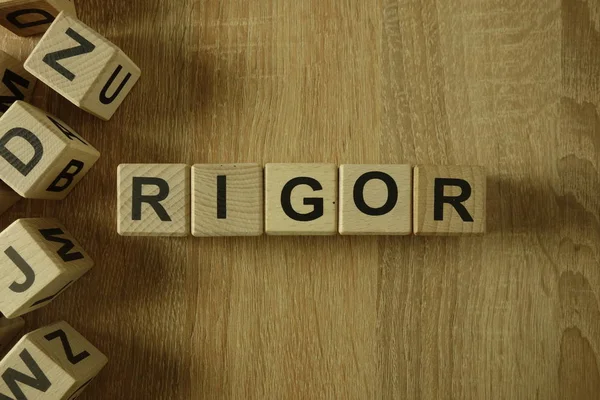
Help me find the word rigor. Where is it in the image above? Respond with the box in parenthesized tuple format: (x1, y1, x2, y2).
(117, 163, 486, 237)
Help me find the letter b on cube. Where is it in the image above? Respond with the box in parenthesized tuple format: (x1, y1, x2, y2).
(0, 218, 93, 318)
(0, 101, 99, 200)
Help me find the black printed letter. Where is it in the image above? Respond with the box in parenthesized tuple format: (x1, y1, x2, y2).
(44, 329, 90, 365)
(217, 175, 226, 219)
(99, 65, 132, 104)
(0, 128, 43, 176)
(353, 171, 398, 216)
(0, 349, 51, 400)
(280, 177, 323, 222)
(6, 8, 54, 29)
(132, 177, 171, 221)
(42, 28, 95, 81)
(0, 70, 32, 112)
(39, 228, 84, 262)
(46, 160, 84, 193)
(433, 178, 474, 222)
(5, 247, 35, 293)
(47, 115, 87, 145)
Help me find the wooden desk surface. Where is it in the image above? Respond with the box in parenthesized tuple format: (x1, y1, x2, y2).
(1, 0, 599, 399)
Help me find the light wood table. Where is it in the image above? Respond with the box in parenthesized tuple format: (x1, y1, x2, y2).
(0, 0, 598, 398)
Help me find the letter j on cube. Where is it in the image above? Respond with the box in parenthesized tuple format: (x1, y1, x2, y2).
(0, 218, 94, 318)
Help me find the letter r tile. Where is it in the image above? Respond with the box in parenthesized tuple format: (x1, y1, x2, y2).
(265, 163, 338, 235)
(117, 164, 190, 237)
(413, 165, 486, 235)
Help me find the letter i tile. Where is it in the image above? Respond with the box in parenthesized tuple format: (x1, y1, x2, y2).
(117, 164, 190, 237)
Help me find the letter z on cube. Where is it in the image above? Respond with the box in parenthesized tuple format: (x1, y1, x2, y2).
(0, 101, 99, 200)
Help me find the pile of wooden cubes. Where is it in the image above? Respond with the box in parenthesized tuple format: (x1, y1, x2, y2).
(0, 1, 140, 398)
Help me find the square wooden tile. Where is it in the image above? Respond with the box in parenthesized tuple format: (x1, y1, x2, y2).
(413, 165, 486, 235)
(339, 164, 412, 235)
(117, 164, 190, 237)
(265, 163, 337, 235)
(192, 163, 263, 236)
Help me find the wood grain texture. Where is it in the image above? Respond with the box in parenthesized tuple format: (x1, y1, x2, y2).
(265, 163, 338, 235)
(0, 0, 597, 398)
(0, 100, 100, 199)
(413, 165, 486, 235)
(117, 164, 190, 237)
(0, 218, 93, 318)
(0, 181, 20, 216)
(0, 320, 107, 399)
(25, 11, 140, 120)
(192, 163, 263, 237)
(0, 49, 36, 115)
(0, 0, 76, 37)
(0, 316, 24, 353)
(339, 164, 412, 235)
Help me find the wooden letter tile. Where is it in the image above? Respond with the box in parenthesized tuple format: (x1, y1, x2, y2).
(25, 11, 140, 120)
(0, 218, 94, 318)
(413, 165, 486, 235)
(118, 164, 190, 237)
(0, 101, 100, 200)
(0, 50, 37, 115)
(339, 164, 412, 235)
(0, 315, 24, 352)
(265, 163, 337, 235)
(192, 163, 263, 236)
(0, 0, 76, 36)
(0, 320, 107, 399)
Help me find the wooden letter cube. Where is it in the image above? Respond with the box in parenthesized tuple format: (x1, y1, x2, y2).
(0, 101, 99, 200)
(0, 218, 93, 318)
(339, 164, 412, 235)
(0, 50, 37, 115)
(265, 163, 338, 235)
(118, 164, 190, 237)
(0, 0, 75, 36)
(0, 321, 107, 399)
(413, 165, 486, 235)
(0, 180, 20, 216)
(0, 315, 24, 352)
(25, 11, 140, 120)
(192, 164, 263, 236)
